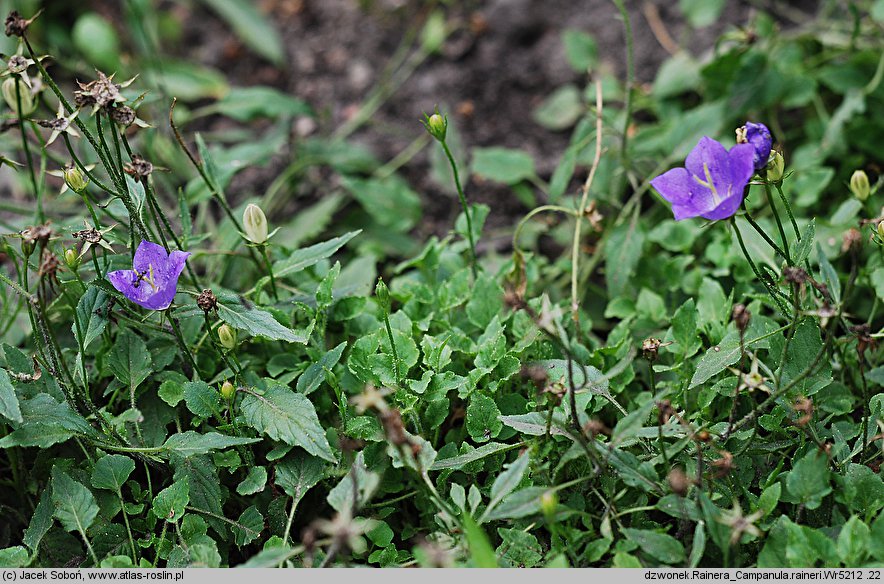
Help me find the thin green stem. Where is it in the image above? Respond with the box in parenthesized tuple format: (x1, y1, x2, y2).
(14, 78, 41, 222)
(440, 140, 478, 278)
(260, 244, 278, 301)
(382, 310, 401, 386)
(166, 309, 201, 379)
(731, 219, 790, 314)
(763, 182, 791, 264)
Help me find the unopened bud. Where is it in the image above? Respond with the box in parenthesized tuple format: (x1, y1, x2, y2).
(422, 110, 447, 142)
(64, 247, 80, 270)
(540, 490, 558, 519)
(878, 221, 884, 240)
(375, 278, 391, 312)
(220, 380, 235, 400)
(2, 77, 36, 116)
(242, 203, 268, 244)
(21, 238, 34, 258)
(217, 324, 236, 350)
(850, 170, 870, 202)
(767, 151, 784, 182)
(63, 163, 89, 193)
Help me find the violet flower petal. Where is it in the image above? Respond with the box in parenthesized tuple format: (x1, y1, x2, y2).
(108, 240, 191, 311)
(744, 122, 772, 170)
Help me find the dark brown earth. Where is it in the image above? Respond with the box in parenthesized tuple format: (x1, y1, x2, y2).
(96, 1, 814, 237)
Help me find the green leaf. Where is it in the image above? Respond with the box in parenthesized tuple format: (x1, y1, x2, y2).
(273, 231, 362, 279)
(561, 29, 597, 72)
(533, 85, 583, 131)
(327, 451, 379, 513)
(623, 528, 686, 564)
(758, 482, 781, 517)
(817, 242, 841, 303)
(475, 317, 506, 371)
(786, 450, 832, 510)
(653, 53, 701, 98)
(184, 381, 220, 419)
(671, 298, 700, 358)
(471, 147, 536, 184)
(430, 442, 520, 471)
(153, 479, 190, 523)
(466, 393, 503, 443)
(51, 467, 99, 534)
(0, 369, 22, 424)
(107, 329, 152, 398)
(604, 217, 644, 298)
(483, 487, 547, 521)
(213, 87, 310, 121)
(486, 453, 530, 518)
(240, 382, 335, 462)
(296, 342, 346, 395)
(0, 394, 95, 448)
(836, 515, 870, 566)
(342, 176, 422, 233)
(462, 514, 498, 568)
(465, 275, 504, 329)
(172, 455, 225, 536)
(74, 286, 109, 351)
(837, 464, 884, 515)
(679, 0, 726, 28)
(0, 546, 29, 568)
(793, 219, 815, 264)
(158, 380, 185, 408)
(72, 13, 120, 71)
(178, 290, 306, 343)
(151, 60, 228, 101)
(91, 455, 135, 492)
(23, 488, 53, 552)
(199, 0, 284, 64)
(162, 432, 260, 458)
(231, 506, 263, 546)
(236, 466, 267, 496)
(870, 513, 884, 561)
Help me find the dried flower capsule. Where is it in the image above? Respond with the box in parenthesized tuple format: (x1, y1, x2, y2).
(197, 289, 218, 313)
(850, 170, 870, 202)
(217, 324, 236, 350)
(2, 77, 35, 115)
(732, 303, 751, 334)
(242, 203, 268, 244)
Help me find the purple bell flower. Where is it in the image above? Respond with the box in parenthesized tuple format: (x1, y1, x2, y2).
(650, 136, 756, 221)
(108, 240, 190, 310)
(739, 121, 772, 171)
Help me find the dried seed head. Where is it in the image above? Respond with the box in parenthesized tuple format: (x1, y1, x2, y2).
(520, 365, 549, 392)
(697, 430, 712, 442)
(73, 71, 129, 111)
(841, 227, 862, 254)
(5, 10, 38, 37)
(657, 399, 674, 426)
(667, 467, 691, 497)
(711, 450, 734, 478)
(583, 418, 610, 438)
(851, 323, 874, 360)
(641, 337, 662, 361)
(793, 397, 813, 427)
(783, 266, 808, 285)
(197, 289, 218, 313)
(731, 303, 751, 334)
(123, 154, 153, 181)
(380, 408, 408, 446)
(21, 223, 52, 248)
(110, 105, 136, 126)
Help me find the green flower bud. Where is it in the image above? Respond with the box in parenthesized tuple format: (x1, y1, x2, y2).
(2, 77, 36, 116)
(878, 221, 884, 241)
(220, 380, 236, 400)
(540, 490, 558, 519)
(767, 151, 784, 183)
(63, 164, 89, 194)
(64, 247, 80, 270)
(242, 203, 268, 244)
(422, 109, 447, 142)
(375, 278, 391, 312)
(850, 170, 870, 202)
(21, 238, 34, 259)
(217, 323, 236, 350)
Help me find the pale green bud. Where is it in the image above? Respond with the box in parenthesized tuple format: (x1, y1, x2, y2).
(375, 278, 391, 312)
(63, 164, 89, 193)
(64, 247, 80, 270)
(766, 151, 784, 183)
(242, 203, 268, 244)
(850, 170, 870, 202)
(217, 324, 236, 350)
(2, 77, 36, 116)
(422, 110, 447, 142)
(877, 221, 884, 241)
(220, 380, 236, 400)
(540, 490, 558, 519)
